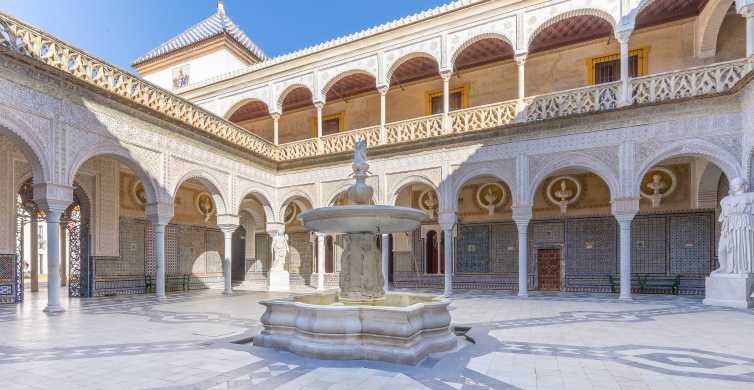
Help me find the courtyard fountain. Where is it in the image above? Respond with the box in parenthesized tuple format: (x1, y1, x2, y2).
(253, 140, 457, 365)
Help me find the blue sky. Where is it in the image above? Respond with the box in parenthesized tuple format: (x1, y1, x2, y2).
(2, 0, 449, 72)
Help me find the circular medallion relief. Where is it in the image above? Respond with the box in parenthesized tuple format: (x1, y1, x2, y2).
(475, 182, 507, 216)
(132, 180, 147, 206)
(418, 189, 439, 219)
(284, 202, 300, 225)
(545, 176, 581, 214)
(640, 167, 677, 208)
(195, 192, 216, 222)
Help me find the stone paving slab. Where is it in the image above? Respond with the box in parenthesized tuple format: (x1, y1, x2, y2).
(1, 289, 753, 389)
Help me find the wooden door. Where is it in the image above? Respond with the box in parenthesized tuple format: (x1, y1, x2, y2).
(537, 248, 561, 291)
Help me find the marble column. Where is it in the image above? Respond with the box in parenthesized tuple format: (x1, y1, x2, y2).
(615, 29, 632, 106)
(439, 212, 456, 297)
(381, 233, 390, 292)
(317, 233, 325, 290)
(378, 86, 388, 144)
(315, 102, 324, 138)
(740, 5, 754, 57)
(271, 112, 281, 145)
(515, 221, 529, 297)
(30, 217, 38, 292)
(617, 217, 633, 300)
(514, 54, 527, 121)
(220, 225, 238, 296)
(440, 70, 452, 131)
(153, 223, 167, 299)
(44, 209, 65, 313)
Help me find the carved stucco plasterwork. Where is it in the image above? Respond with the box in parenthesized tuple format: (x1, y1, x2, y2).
(169, 155, 231, 213)
(385, 168, 442, 205)
(447, 15, 517, 63)
(523, 1, 621, 49)
(235, 175, 276, 222)
(322, 175, 380, 206)
(273, 74, 316, 111)
(527, 146, 620, 201)
(445, 159, 517, 211)
(93, 159, 119, 257)
(277, 184, 317, 212)
(383, 37, 443, 80)
(318, 55, 380, 100)
(213, 85, 273, 119)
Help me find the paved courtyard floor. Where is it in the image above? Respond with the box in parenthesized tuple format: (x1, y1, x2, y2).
(1, 289, 753, 390)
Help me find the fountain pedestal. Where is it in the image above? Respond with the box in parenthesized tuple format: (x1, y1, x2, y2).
(267, 270, 290, 292)
(253, 140, 456, 365)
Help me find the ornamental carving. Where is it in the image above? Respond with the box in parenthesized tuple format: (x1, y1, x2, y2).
(418, 189, 439, 219)
(283, 202, 300, 225)
(640, 167, 676, 208)
(475, 182, 507, 216)
(195, 192, 216, 222)
(132, 180, 147, 206)
(546, 176, 581, 214)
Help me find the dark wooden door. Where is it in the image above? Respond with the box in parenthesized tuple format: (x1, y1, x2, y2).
(537, 248, 561, 291)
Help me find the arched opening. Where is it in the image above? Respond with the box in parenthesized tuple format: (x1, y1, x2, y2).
(278, 86, 315, 144)
(425, 230, 441, 274)
(237, 192, 272, 289)
(280, 196, 315, 288)
(226, 99, 273, 142)
(321, 72, 378, 136)
(633, 156, 729, 295)
(531, 168, 614, 292)
(388, 55, 446, 121)
(713, 3, 746, 61)
(452, 37, 516, 105)
(636, 0, 709, 30)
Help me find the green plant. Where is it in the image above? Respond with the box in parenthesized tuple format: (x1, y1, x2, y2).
(637, 275, 648, 292)
(608, 274, 618, 293)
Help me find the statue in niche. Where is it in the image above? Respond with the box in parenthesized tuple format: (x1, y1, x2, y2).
(715, 177, 754, 274)
(270, 233, 289, 272)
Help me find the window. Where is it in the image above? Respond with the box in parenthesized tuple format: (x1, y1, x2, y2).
(311, 112, 345, 137)
(587, 48, 648, 85)
(425, 86, 469, 115)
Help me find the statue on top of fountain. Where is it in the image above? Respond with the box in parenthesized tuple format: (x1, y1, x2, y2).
(347, 139, 374, 205)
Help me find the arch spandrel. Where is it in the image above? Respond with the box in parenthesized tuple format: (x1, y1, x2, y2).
(447, 16, 517, 64)
(524, 5, 619, 50)
(527, 152, 620, 204)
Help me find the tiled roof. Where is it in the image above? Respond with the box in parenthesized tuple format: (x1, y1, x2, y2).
(133, 6, 267, 66)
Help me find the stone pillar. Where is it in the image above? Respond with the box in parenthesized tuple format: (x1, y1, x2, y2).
(515, 54, 526, 104)
(440, 70, 452, 131)
(378, 86, 388, 144)
(59, 223, 66, 287)
(271, 112, 281, 145)
(34, 183, 73, 314)
(615, 29, 633, 106)
(30, 217, 38, 292)
(147, 202, 173, 300)
(739, 4, 754, 57)
(219, 225, 238, 296)
(315, 102, 324, 138)
(513, 206, 532, 297)
(612, 198, 639, 300)
(153, 223, 167, 298)
(316, 233, 326, 290)
(381, 233, 390, 292)
(439, 212, 456, 296)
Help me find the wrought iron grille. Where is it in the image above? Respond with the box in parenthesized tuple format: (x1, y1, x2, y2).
(65, 204, 83, 297)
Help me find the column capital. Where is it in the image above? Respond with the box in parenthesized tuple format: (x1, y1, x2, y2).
(514, 53, 527, 66)
(737, 0, 754, 16)
(33, 183, 73, 216)
(266, 222, 286, 235)
(314, 101, 325, 110)
(270, 111, 281, 120)
(377, 85, 389, 95)
(217, 213, 239, 227)
(315, 232, 327, 239)
(146, 202, 174, 226)
(611, 197, 640, 222)
(511, 205, 533, 225)
(614, 28, 632, 44)
(438, 211, 457, 230)
(439, 69, 452, 81)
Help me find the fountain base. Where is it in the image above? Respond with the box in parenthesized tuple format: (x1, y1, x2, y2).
(253, 291, 456, 365)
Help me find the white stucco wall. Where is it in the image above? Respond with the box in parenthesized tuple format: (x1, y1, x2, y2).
(143, 48, 248, 91)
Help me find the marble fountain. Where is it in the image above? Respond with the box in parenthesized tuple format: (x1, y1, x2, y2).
(253, 140, 457, 365)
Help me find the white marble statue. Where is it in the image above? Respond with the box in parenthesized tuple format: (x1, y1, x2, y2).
(270, 233, 289, 272)
(715, 177, 754, 275)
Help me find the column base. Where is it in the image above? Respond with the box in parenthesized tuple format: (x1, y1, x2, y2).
(267, 271, 290, 292)
(43, 304, 65, 314)
(223, 291, 234, 297)
(703, 273, 754, 309)
(619, 295, 633, 301)
(517, 291, 528, 298)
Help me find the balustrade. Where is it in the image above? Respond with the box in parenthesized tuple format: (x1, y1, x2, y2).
(0, 12, 751, 163)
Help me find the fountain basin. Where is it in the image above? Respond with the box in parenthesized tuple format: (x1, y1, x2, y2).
(298, 205, 427, 234)
(253, 291, 456, 365)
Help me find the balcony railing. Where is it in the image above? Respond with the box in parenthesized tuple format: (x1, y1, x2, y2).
(631, 59, 750, 105)
(0, 12, 750, 164)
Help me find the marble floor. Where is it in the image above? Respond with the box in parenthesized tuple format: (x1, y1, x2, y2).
(1, 289, 753, 390)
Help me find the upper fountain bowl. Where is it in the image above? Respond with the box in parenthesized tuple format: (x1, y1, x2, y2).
(299, 205, 427, 234)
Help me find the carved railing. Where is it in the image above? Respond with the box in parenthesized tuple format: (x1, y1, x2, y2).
(526, 81, 621, 121)
(449, 100, 518, 134)
(321, 125, 380, 155)
(277, 138, 319, 160)
(385, 114, 443, 144)
(0, 12, 278, 160)
(631, 58, 749, 105)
